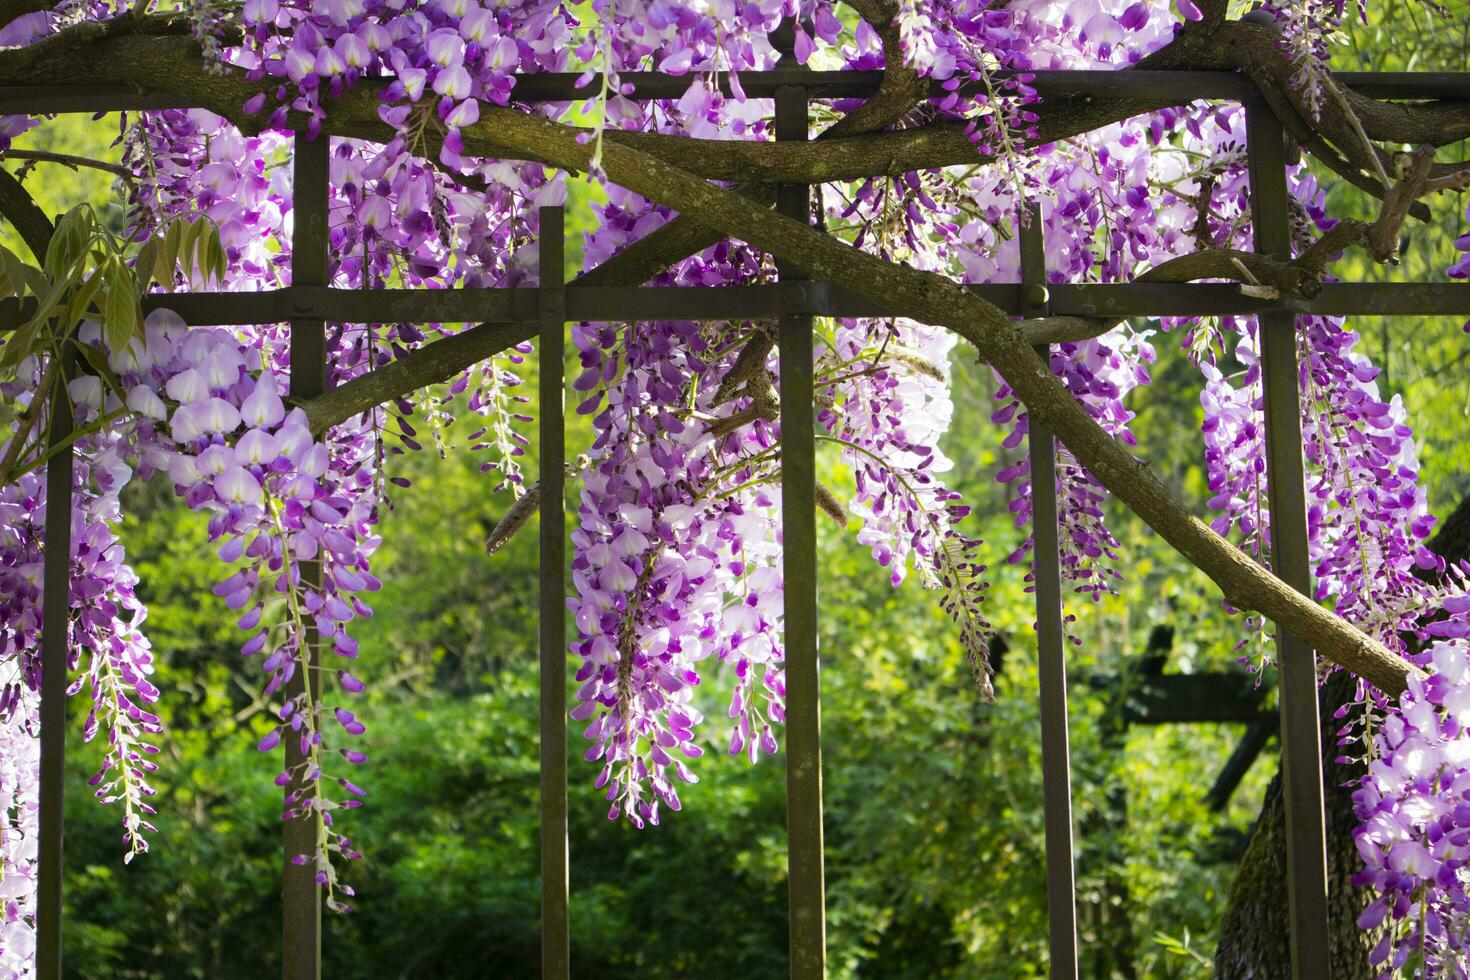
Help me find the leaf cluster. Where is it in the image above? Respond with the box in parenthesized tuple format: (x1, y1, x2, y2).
(0, 207, 223, 484)
(0, 206, 224, 375)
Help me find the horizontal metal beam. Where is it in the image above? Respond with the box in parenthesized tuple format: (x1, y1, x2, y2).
(0, 283, 856, 326)
(1333, 71, 1470, 99)
(4, 70, 1470, 115)
(0, 85, 189, 114)
(512, 68, 1264, 102)
(1124, 673, 1269, 725)
(1044, 281, 1470, 317)
(1, 280, 1465, 331)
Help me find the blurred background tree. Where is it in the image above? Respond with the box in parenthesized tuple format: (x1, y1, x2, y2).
(4, 2, 1467, 975)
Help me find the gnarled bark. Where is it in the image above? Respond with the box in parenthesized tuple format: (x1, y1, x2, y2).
(1214, 669, 1378, 979)
(1215, 494, 1470, 977)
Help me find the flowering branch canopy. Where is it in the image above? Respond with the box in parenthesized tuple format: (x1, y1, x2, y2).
(2, 0, 1470, 972)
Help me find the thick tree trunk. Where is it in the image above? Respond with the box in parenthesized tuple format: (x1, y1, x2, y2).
(1213, 669, 1376, 978)
(1215, 493, 1470, 977)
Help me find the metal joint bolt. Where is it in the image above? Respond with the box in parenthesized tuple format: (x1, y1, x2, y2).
(782, 283, 809, 312)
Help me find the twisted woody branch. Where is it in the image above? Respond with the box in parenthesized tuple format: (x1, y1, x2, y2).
(1, 11, 1463, 694)
(0, 169, 56, 486)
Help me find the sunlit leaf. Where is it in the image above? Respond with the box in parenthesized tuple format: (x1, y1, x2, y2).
(103, 256, 139, 353)
(64, 266, 105, 334)
(0, 317, 38, 372)
(0, 245, 30, 299)
(134, 237, 160, 292)
(43, 205, 90, 280)
(162, 218, 185, 289)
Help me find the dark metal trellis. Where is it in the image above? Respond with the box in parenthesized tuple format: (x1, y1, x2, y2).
(282, 131, 330, 980)
(1247, 99, 1333, 976)
(774, 45, 828, 980)
(35, 349, 69, 979)
(13, 47, 1470, 980)
(1020, 203, 1081, 978)
(537, 203, 570, 980)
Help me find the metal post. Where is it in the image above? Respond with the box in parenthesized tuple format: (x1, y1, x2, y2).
(1245, 98, 1333, 980)
(36, 348, 73, 980)
(283, 132, 329, 980)
(1019, 204, 1080, 980)
(537, 205, 570, 980)
(773, 22, 826, 980)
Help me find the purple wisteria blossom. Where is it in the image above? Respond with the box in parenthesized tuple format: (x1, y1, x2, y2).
(1355, 641, 1470, 975)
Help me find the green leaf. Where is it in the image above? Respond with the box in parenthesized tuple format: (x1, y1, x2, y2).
(19, 264, 48, 299)
(63, 266, 106, 335)
(0, 317, 39, 372)
(133, 238, 160, 292)
(161, 219, 185, 290)
(197, 229, 218, 288)
(27, 267, 74, 333)
(103, 257, 139, 353)
(43, 206, 91, 280)
(0, 245, 31, 299)
(182, 219, 207, 287)
(209, 225, 227, 282)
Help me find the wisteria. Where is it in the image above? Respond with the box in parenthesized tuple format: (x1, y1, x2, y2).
(0, 0, 1467, 975)
(1355, 639, 1470, 975)
(0, 660, 37, 978)
(1261, 0, 1347, 118)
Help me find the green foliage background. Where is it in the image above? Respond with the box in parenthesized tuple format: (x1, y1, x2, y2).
(58, 367, 1258, 980)
(4, 5, 1467, 976)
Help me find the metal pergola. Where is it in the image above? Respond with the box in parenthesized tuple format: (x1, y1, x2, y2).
(5, 22, 1470, 980)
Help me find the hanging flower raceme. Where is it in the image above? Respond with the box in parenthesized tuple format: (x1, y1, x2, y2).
(568, 193, 790, 823)
(1354, 640, 1470, 975)
(0, 348, 167, 857)
(0, 694, 38, 979)
(820, 316, 995, 690)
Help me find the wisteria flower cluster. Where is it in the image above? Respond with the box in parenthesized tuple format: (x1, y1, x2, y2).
(1355, 639, 1470, 975)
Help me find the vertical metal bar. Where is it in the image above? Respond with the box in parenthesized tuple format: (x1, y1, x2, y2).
(36, 348, 73, 980)
(1019, 204, 1080, 980)
(1245, 98, 1332, 980)
(538, 205, 570, 980)
(774, 47, 826, 980)
(283, 132, 329, 980)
